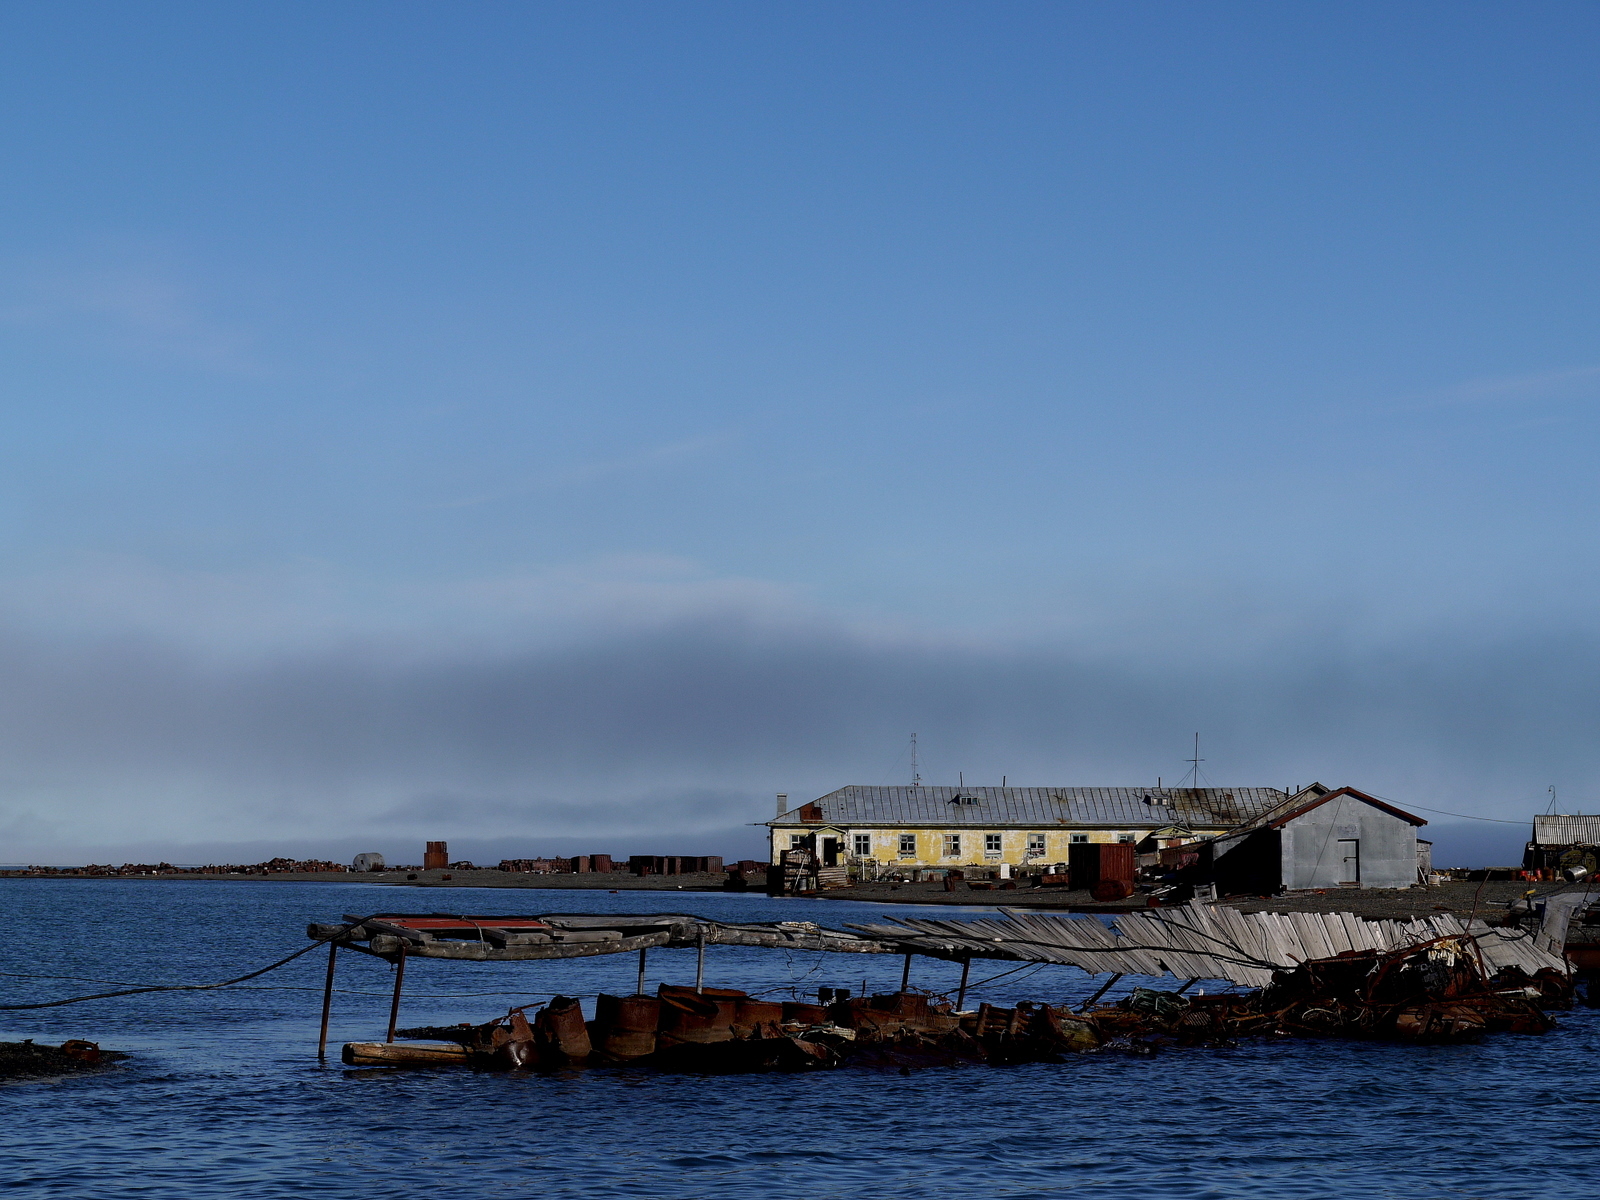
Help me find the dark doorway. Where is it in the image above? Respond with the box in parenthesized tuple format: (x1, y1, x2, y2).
(1338, 839, 1360, 886)
(821, 837, 839, 868)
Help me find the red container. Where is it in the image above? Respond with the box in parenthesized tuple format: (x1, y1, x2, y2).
(1069, 843, 1136, 889)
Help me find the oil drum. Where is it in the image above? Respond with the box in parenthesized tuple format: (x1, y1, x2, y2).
(732, 999, 784, 1037)
(656, 984, 743, 1046)
(781, 1001, 829, 1025)
(593, 992, 661, 1060)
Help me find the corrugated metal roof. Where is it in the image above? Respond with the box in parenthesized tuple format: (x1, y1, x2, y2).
(1533, 814, 1600, 846)
(1202, 785, 1426, 844)
(779, 785, 1289, 828)
(846, 902, 1570, 988)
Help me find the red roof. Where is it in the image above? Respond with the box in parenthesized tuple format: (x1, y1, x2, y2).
(1261, 786, 1427, 830)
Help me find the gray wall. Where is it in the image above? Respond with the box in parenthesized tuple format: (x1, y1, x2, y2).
(1279, 796, 1419, 889)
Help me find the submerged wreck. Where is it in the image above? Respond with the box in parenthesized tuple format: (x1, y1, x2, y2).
(308, 898, 1584, 1073)
(0, 1040, 124, 1080)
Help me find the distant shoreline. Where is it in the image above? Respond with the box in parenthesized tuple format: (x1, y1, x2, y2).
(0, 872, 1546, 923)
(0, 868, 734, 892)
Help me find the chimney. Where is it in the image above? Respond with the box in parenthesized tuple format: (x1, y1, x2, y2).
(775, 793, 788, 819)
(424, 840, 448, 870)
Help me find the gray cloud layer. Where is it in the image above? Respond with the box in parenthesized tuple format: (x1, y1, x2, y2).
(0, 592, 1589, 867)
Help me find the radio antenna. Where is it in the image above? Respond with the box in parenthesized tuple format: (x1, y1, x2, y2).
(910, 732, 921, 788)
(1182, 733, 1205, 788)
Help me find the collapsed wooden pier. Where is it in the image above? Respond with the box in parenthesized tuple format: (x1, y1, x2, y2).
(306, 900, 1581, 1071)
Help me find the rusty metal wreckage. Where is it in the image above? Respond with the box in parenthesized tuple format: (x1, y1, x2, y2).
(306, 897, 1588, 1073)
(3, 894, 1585, 1078)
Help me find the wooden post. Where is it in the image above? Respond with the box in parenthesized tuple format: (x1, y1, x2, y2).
(694, 928, 705, 994)
(385, 944, 408, 1043)
(1080, 972, 1124, 1012)
(955, 957, 971, 1011)
(316, 941, 337, 1060)
(636, 947, 647, 996)
(900, 952, 912, 992)
(1174, 977, 1201, 995)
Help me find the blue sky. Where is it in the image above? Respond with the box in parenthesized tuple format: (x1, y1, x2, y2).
(1, 2, 1597, 863)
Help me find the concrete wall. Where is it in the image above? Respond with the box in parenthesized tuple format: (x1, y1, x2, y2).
(1280, 796, 1418, 889)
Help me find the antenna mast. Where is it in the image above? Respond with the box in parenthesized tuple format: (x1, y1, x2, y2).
(910, 732, 921, 788)
(1184, 733, 1204, 788)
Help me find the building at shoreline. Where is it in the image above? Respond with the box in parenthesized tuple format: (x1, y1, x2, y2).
(767, 785, 1294, 871)
(1198, 786, 1427, 892)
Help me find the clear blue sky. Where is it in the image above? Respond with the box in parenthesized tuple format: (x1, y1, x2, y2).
(1, 2, 1596, 863)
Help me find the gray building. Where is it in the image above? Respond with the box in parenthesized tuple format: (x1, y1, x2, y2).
(1525, 814, 1600, 874)
(1201, 785, 1427, 893)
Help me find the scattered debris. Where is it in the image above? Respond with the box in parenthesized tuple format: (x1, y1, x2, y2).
(0, 1039, 126, 1080)
(343, 930, 1573, 1074)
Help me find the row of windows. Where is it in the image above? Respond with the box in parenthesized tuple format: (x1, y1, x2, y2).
(804, 832, 1137, 858)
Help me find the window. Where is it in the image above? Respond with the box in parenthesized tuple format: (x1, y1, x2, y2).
(984, 833, 1002, 854)
(1026, 834, 1046, 855)
(898, 834, 917, 858)
(1117, 834, 1136, 844)
(942, 834, 961, 858)
(1070, 833, 1089, 844)
(852, 834, 872, 857)
(790, 834, 805, 848)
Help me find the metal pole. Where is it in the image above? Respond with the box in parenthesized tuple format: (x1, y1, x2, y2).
(637, 947, 647, 996)
(1174, 977, 1201, 996)
(900, 953, 912, 992)
(1079, 972, 1124, 1012)
(316, 941, 337, 1060)
(385, 944, 408, 1043)
(955, 957, 971, 1011)
(695, 928, 706, 994)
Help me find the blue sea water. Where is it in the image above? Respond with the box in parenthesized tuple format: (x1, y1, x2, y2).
(0, 878, 1593, 1199)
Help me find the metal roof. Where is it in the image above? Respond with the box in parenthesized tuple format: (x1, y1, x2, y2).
(1533, 814, 1600, 846)
(847, 902, 1569, 988)
(777, 785, 1289, 829)
(1205, 786, 1426, 844)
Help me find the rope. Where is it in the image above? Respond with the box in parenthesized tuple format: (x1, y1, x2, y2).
(0, 914, 384, 1011)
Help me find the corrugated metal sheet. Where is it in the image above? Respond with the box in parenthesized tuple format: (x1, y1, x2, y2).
(846, 902, 1570, 988)
(784, 785, 1289, 829)
(1533, 814, 1600, 846)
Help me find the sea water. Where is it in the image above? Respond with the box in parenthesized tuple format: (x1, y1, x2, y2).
(0, 878, 1593, 1199)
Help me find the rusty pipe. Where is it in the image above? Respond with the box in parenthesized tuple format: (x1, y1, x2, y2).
(385, 943, 408, 1043)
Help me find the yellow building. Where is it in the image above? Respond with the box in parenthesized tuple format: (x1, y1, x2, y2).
(769, 785, 1292, 871)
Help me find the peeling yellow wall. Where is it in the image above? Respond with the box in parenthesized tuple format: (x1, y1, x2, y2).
(769, 825, 1218, 867)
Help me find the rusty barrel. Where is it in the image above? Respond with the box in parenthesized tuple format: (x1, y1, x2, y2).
(593, 993, 661, 1060)
(536, 996, 592, 1060)
(870, 992, 932, 1022)
(782, 1001, 829, 1025)
(657, 984, 744, 1046)
(732, 999, 785, 1037)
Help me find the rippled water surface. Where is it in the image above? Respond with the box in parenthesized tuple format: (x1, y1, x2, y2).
(0, 879, 1593, 1198)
